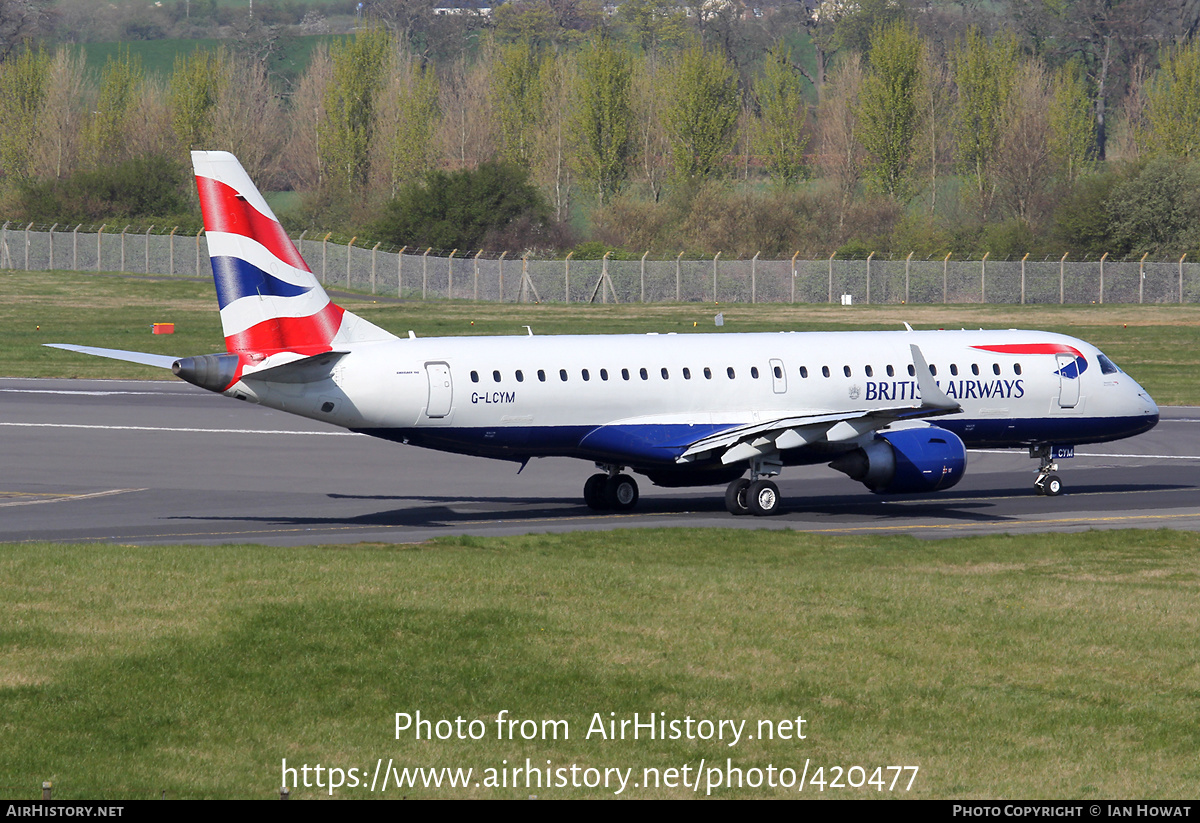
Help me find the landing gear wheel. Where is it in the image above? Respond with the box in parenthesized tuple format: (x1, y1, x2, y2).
(605, 474, 639, 511)
(584, 473, 608, 510)
(725, 478, 751, 515)
(747, 479, 781, 516)
(1043, 474, 1063, 496)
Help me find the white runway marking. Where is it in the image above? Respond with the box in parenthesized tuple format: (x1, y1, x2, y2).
(0, 422, 360, 437)
(0, 488, 146, 507)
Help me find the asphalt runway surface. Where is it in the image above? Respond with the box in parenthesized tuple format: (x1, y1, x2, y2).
(2, 377, 1198, 546)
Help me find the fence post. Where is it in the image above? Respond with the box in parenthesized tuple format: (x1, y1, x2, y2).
(25, 222, 32, 271)
(371, 241, 381, 294)
(1180, 253, 1187, 304)
(1021, 252, 1028, 304)
(346, 236, 356, 288)
(564, 251, 573, 302)
(1099, 251, 1107, 304)
(1139, 252, 1147, 304)
(120, 225, 129, 272)
(475, 249, 482, 301)
(641, 250, 649, 303)
(828, 252, 835, 303)
(73, 224, 81, 271)
(48, 223, 57, 269)
(322, 232, 330, 283)
(298, 230, 307, 264)
(1059, 252, 1067, 304)
(169, 227, 177, 276)
(751, 251, 759, 303)
(398, 245, 406, 297)
(602, 251, 610, 303)
(498, 251, 507, 302)
(448, 249, 457, 299)
(980, 251, 988, 303)
(0, 221, 7, 269)
(943, 252, 951, 303)
(196, 227, 203, 275)
(905, 251, 912, 303)
(98, 224, 105, 271)
(712, 251, 721, 303)
(676, 251, 684, 302)
(422, 247, 431, 300)
(792, 251, 800, 304)
(865, 251, 873, 305)
(145, 226, 153, 273)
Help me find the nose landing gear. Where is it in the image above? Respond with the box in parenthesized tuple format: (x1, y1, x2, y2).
(1031, 445, 1063, 496)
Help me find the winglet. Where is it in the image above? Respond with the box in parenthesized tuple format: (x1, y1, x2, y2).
(910, 344, 959, 412)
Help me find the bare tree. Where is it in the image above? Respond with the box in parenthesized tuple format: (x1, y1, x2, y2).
(31, 46, 87, 180)
(817, 52, 864, 231)
(993, 60, 1054, 226)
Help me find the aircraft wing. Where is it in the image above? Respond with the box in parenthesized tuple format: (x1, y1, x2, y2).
(677, 344, 960, 465)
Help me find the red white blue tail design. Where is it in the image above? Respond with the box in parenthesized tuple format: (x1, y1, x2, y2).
(192, 151, 394, 355)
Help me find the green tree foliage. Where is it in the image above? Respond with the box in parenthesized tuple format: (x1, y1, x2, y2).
(855, 21, 925, 198)
(616, 0, 688, 59)
(86, 48, 145, 166)
(570, 35, 634, 205)
(169, 47, 224, 151)
(492, 38, 545, 166)
(15, 155, 189, 223)
(1049, 60, 1096, 182)
(663, 45, 740, 182)
(376, 52, 440, 198)
(1051, 169, 1120, 256)
(320, 26, 390, 196)
(0, 45, 49, 185)
(1142, 38, 1200, 160)
(1107, 155, 1200, 257)
(372, 161, 551, 252)
(952, 28, 1018, 216)
(753, 41, 808, 186)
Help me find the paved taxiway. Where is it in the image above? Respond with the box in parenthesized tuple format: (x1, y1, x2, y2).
(2, 377, 1198, 545)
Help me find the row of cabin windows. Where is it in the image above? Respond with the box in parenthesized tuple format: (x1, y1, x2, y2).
(470, 361, 1022, 384)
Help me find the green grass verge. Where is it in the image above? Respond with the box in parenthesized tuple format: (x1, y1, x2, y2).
(6, 271, 1198, 404)
(1, 530, 1198, 799)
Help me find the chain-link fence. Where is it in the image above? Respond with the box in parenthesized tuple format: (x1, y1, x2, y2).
(4, 222, 1198, 304)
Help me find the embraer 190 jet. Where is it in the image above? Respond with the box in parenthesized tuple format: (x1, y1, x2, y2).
(50, 152, 1160, 516)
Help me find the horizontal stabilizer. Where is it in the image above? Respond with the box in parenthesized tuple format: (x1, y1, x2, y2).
(239, 351, 349, 384)
(45, 344, 177, 370)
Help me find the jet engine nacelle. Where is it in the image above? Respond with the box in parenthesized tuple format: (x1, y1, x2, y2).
(829, 426, 967, 494)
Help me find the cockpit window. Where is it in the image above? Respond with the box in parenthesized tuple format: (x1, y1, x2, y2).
(1097, 353, 1121, 375)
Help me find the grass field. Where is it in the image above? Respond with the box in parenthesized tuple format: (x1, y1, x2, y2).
(1, 530, 1198, 799)
(4, 270, 1198, 404)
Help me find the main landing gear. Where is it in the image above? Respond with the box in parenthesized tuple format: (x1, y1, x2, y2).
(1031, 445, 1063, 496)
(584, 465, 639, 512)
(725, 455, 784, 516)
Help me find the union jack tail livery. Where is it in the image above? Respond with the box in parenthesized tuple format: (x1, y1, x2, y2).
(192, 150, 395, 356)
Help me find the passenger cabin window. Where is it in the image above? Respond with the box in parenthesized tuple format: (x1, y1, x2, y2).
(492, 370, 501, 382)
(538, 369, 546, 382)
(950, 364, 958, 376)
(822, 366, 830, 378)
(471, 371, 479, 383)
(559, 369, 568, 382)
(773, 365, 782, 379)
(727, 367, 736, 379)
(661, 368, 670, 379)
(929, 365, 937, 376)
(971, 364, 980, 375)
(993, 363, 1001, 375)
(1015, 364, 1023, 375)
(622, 368, 630, 381)
(600, 369, 609, 381)
(800, 366, 808, 378)
(865, 365, 873, 377)
(640, 368, 649, 380)
(843, 365, 851, 377)
(907, 364, 916, 376)
(704, 367, 712, 379)
(751, 366, 759, 379)
(886, 365, 895, 377)
(683, 368, 692, 380)
(516, 370, 524, 382)
(582, 369, 590, 381)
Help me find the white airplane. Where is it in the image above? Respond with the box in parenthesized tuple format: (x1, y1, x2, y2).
(49, 152, 1160, 516)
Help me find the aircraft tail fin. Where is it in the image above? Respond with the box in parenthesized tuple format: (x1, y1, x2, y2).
(192, 150, 395, 355)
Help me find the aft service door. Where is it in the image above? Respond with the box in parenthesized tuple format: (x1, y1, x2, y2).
(425, 362, 453, 418)
(1056, 354, 1079, 408)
